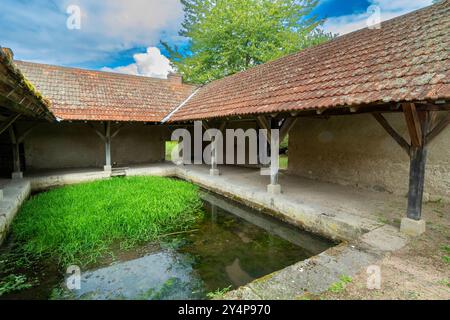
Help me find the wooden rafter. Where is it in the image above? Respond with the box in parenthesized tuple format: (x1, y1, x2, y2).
(372, 113, 410, 155)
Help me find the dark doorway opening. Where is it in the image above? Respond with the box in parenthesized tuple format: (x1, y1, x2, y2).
(0, 142, 25, 178)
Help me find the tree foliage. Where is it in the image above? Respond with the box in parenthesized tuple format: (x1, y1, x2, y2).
(163, 0, 332, 84)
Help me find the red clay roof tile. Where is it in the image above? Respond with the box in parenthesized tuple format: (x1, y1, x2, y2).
(14, 61, 197, 122)
(169, 1, 450, 122)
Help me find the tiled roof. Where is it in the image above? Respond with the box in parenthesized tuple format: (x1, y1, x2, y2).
(169, 1, 450, 122)
(15, 61, 197, 122)
(0, 48, 54, 121)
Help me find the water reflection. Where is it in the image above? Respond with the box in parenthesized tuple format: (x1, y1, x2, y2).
(55, 191, 334, 300)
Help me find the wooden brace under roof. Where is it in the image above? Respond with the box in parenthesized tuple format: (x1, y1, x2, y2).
(372, 103, 450, 157)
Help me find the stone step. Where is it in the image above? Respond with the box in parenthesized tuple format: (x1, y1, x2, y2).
(111, 167, 128, 177)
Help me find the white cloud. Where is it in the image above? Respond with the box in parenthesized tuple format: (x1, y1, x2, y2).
(323, 0, 434, 35)
(101, 47, 174, 79)
(66, 0, 184, 48)
(0, 0, 184, 66)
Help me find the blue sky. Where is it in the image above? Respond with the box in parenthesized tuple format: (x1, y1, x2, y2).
(0, 0, 434, 78)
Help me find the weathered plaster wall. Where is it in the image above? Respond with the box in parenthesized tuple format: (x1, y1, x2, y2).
(21, 122, 167, 171)
(288, 112, 450, 202)
(112, 124, 168, 166)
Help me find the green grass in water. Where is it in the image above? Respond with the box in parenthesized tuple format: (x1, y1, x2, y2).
(165, 141, 178, 161)
(279, 155, 288, 170)
(11, 176, 203, 266)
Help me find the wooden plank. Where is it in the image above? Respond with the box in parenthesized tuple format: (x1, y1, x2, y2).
(426, 112, 450, 145)
(372, 113, 410, 155)
(402, 103, 423, 147)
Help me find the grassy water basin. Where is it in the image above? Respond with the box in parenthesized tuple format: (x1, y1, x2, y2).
(0, 177, 334, 300)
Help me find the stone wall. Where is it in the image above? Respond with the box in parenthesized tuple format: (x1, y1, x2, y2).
(288, 112, 450, 202)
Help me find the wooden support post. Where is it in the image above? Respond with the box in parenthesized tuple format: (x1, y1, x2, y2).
(104, 121, 112, 172)
(8, 125, 22, 179)
(373, 107, 448, 235)
(403, 105, 431, 222)
(204, 121, 226, 176)
(87, 122, 125, 172)
(210, 134, 219, 176)
(267, 128, 281, 194)
(406, 145, 427, 220)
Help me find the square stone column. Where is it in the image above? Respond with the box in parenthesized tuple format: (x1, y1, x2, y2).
(210, 169, 220, 176)
(267, 184, 281, 195)
(400, 218, 426, 236)
(12, 172, 23, 180)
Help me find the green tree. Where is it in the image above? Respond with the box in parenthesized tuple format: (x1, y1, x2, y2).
(163, 0, 332, 84)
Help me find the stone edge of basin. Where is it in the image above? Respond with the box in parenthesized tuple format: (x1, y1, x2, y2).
(222, 225, 409, 300)
(0, 180, 31, 245)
